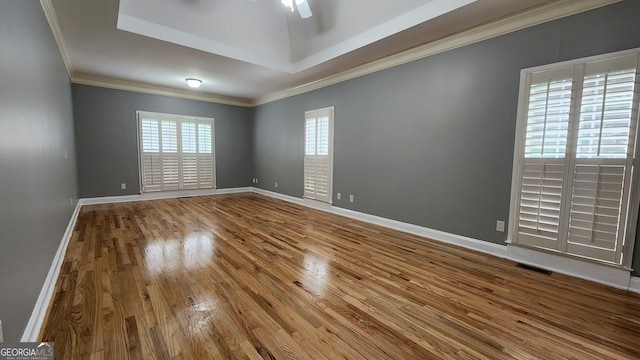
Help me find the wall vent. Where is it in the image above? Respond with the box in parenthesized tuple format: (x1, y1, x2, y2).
(516, 263, 552, 276)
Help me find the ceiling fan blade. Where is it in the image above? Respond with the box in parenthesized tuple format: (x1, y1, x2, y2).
(295, 0, 312, 18)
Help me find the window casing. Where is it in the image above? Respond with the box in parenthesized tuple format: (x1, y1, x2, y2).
(137, 111, 215, 192)
(304, 107, 334, 203)
(510, 51, 640, 266)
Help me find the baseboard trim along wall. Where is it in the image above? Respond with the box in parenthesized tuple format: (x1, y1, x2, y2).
(506, 244, 632, 290)
(21, 202, 82, 342)
(252, 187, 639, 292)
(630, 277, 640, 294)
(79, 187, 252, 206)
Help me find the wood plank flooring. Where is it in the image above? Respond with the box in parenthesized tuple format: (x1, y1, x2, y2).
(39, 193, 640, 359)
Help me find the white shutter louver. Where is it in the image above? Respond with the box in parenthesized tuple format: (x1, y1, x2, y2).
(513, 52, 640, 265)
(304, 108, 334, 203)
(198, 123, 214, 188)
(565, 57, 638, 262)
(304, 118, 317, 195)
(517, 162, 564, 248)
(138, 112, 215, 193)
(161, 121, 179, 190)
(182, 122, 198, 189)
(524, 79, 572, 158)
(140, 118, 162, 192)
(516, 68, 573, 249)
(576, 69, 636, 159)
(567, 164, 625, 261)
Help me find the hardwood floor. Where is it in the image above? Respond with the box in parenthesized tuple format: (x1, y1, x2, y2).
(39, 193, 640, 359)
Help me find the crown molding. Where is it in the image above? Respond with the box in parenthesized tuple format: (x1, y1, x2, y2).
(39, 0, 252, 107)
(40, 0, 73, 78)
(253, 0, 621, 106)
(41, 0, 620, 108)
(71, 73, 254, 107)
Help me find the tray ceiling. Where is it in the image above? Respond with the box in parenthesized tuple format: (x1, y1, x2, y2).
(46, 0, 619, 104)
(117, 0, 475, 73)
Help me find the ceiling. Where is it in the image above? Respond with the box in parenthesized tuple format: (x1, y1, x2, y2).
(46, 0, 614, 105)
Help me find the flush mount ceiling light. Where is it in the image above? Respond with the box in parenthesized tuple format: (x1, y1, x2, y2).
(185, 78, 202, 88)
(281, 0, 312, 19)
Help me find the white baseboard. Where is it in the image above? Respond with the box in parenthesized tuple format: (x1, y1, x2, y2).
(506, 244, 632, 290)
(332, 207, 507, 258)
(252, 187, 304, 205)
(629, 277, 640, 294)
(21, 201, 82, 342)
(251, 188, 507, 259)
(79, 187, 252, 205)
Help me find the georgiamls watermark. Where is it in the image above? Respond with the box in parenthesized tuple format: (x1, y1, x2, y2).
(0, 342, 54, 360)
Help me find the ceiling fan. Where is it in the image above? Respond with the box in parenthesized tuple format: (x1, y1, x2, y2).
(281, 0, 313, 19)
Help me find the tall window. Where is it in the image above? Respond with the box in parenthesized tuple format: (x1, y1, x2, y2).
(304, 107, 334, 203)
(512, 52, 640, 265)
(137, 112, 215, 192)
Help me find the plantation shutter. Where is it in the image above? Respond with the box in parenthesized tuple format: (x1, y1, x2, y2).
(197, 123, 214, 188)
(566, 56, 639, 262)
(304, 117, 317, 195)
(514, 53, 640, 265)
(140, 118, 162, 192)
(182, 122, 198, 189)
(516, 67, 574, 249)
(138, 112, 215, 193)
(304, 107, 334, 203)
(161, 120, 180, 190)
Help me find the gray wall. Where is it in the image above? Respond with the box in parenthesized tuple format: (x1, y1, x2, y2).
(253, 1, 640, 273)
(0, 1, 78, 341)
(73, 85, 254, 197)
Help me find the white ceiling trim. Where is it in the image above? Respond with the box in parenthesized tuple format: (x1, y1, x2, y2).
(292, 0, 476, 73)
(72, 73, 253, 107)
(117, 13, 295, 74)
(40, 0, 621, 108)
(40, 0, 73, 78)
(255, 0, 622, 105)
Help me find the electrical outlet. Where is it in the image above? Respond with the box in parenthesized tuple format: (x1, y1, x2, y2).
(64, 149, 68, 160)
(337, 192, 341, 200)
(349, 194, 354, 203)
(70, 198, 73, 206)
(255, 178, 258, 184)
(121, 183, 127, 190)
(496, 220, 505, 232)
(275, 181, 278, 188)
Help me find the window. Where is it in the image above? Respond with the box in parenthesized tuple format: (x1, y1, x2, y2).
(304, 107, 334, 203)
(511, 51, 640, 265)
(137, 112, 215, 192)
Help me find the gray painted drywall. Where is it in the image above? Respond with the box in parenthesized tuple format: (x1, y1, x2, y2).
(253, 1, 640, 274)
(73, 85, 254, 198)
(0, 1, 78, 341)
